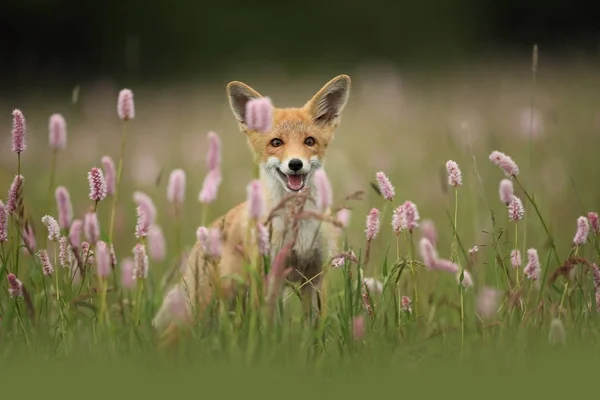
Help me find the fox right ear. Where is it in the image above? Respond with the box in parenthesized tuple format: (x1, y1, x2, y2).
(226, 81, 263, 125)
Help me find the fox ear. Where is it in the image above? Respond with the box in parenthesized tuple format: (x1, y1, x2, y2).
(226, 81, 263, 125)
(305, 75, 351, 126)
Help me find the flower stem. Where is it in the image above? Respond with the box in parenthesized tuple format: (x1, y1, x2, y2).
(108, 121, 128, 244)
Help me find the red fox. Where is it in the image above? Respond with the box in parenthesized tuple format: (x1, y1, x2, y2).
(154, 75, 351, 336)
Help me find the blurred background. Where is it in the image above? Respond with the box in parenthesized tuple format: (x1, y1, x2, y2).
(1, 0, 600, 277)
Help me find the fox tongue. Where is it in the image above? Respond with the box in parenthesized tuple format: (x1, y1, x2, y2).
(287, 174, 303, 190)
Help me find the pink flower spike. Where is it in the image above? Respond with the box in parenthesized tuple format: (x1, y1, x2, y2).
(133, 191, 157, 226)
(55, 186, 73, 229)
(524, 248, 541, 281)
(69, 219, 83, 248)
(167, 169, 186, 205)
(246, 97, 274, 132)
(84, 212, 100, 244)
(375, 171, 395, 201)
(247, 180, 266, 221)
(508, 195, 524, 222)
(365, 208, 380, 241)
(458, 270, 473, 288)
(401, 296, 412, 314)
(7, 273, 23, 298)
(499, 179, 514, 205)
(314, 169, 333, 211)
(257, 224, 270, 256)
(59, 236, 73, 268)
(6, 175, 24, 215)
(489, 150, 520, 177)
(120, 258, 135, 289)
(206, 131, 222, 171)
(117, 89, 135, 121)
(401, 201, 420, 232)
(477, 287, 501, 319)
(148, 225, 166, 262)
(510, 249, 521, 269)
(573, 216, 589, 246)
(419, 237, 439, 268)
(95, 241, 111, 279)
(37, 249, 54, 276)
(198, 169, 222, 204)
(352, 315, 366, 341)
(41, 215, 60, 241)
(0, 201, 8, 243)
(22, 224, 36, 254)
(336, 209, 351, 228)
(49, 113, 67, 150)
(196, 226, 209, 249)
(88, 167, 107, 202)
(135, 206, 150, 238)
(11, 109, 26, 153)
(587, 212, 599, 235)
(101, 156, 116, 196)
(433, 259, 460, 274)
(132, 243, 149, 279)
(420, 219, 437, 247)
(446, 160, 463, 187)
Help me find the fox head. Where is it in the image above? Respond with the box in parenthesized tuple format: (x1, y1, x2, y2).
(226, 75, 351, 196)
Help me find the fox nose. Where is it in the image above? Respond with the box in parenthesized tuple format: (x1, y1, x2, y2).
(288, 158, 303, 172)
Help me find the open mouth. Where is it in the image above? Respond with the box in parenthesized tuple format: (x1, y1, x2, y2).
(276, 169, 306, 192)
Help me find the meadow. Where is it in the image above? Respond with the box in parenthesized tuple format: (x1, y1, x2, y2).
(2, 54, 600, 393)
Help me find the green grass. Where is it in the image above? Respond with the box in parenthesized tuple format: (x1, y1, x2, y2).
(2, 57, 600, 382)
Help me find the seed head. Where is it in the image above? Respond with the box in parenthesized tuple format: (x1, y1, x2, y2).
(87, 167, 107, 202)
(365, 208, 380, 241)
(132, 243, 149, 279)
(0, 201, 7, 242)
(147, 224, 166, 262)
(41, 215, 60, 241)
(55, 186, 73, 229)
(314, 169, 333, 211)
(206, 131, 222, 171)
(508, 195, 524, 222)
(95, 241, 112, 279)
(573, 216, 589, 246)
(489, 150, 519, 177)
(587, 212, 599, 235)
(446, 160, 462, 187)
(499, 179, 514, 205)
(167, 169, 186, 205)
(11, 109, 26, 153)
(510, 249, 521, 269)
(198, 169, 222, 204)
(375, 171, 395, 200)
(49, 113, 67, 150)
(69, 219, 83, 248)
(247, 180, 266, 221)
(246, 97, 274, 132)
(101, 156, 116, 196)
(7, 273, 23, 298)
(84, 212, 100, 244)
(117, 89, 135, 121)
(37, 249, 54, 276)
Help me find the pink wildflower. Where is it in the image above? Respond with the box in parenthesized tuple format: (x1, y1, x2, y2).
(246, 97, 274, 132)
(419, 238, 438, 268)
(41, 215, 60, 241)
(401, 201, 420, 232)
(198, 169, 222, 204)
(59, 236, 73, 268)
(508, 195, 524, 222)
(69, 219, 83, 248)
(11, 109, 26, 153)
(314, 169, 333, 210)
(88, 167, 107, 202)
(120, 258, 135, 289)
(524, 248, 541, 280)
(257, 224, 270, 256)
(117, 89, 135, 120)
(0, 201, 7, 242)
(375, 171, 395, 200)
(101, 156, 116, 196)
(510, 249, 521, 269)
(336, 209, 351, 228)
(196, 226, 209, 248)
(477, 287, 501, 319)
(592, 264, 600, 289)
(499, 179, 514, 205)
(22, 224, 36, 254)
(133, 191, 157, 225)
(147, 225, 166, 262)
(458, 270, 473, 288)
(37, 249, 54, 276)
(434, 259, 460, 274)
(573, 216, 589, 246)
(48, 113, 67, 150)
(206, 131, 222, 171)
(352, 315, 366, 341)
(446, 160, 462, 187)
(489, 150, 519, 177)
(588, 212, 599, 235)
(365, 208, 380, 241)
(154, 287, 192, 328)
(207, 229, 221, 257)
(132, 243, 149, 279)
(247, 180, 266, 220)
(7, 273, 23, 298)
(6, 175, 24, 214)
(421, 219, 437, 247)
(95, 241, 111, 279)
(401, 296, 412, 314)
(84, 212, 100, 244)
(55, 186, 73, 229)
(167, 169, 186, 205)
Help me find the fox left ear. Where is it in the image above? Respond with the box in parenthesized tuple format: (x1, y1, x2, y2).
(305, 75, 351, 127)
(226, 81, 264, 126)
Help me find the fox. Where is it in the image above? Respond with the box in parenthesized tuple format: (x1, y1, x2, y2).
(153, 74, 351, 337)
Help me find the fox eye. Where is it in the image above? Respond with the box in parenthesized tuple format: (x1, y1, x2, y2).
(304, 137, 316, 146)
(270, 138, 283, 147)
